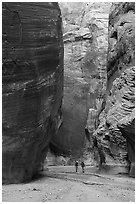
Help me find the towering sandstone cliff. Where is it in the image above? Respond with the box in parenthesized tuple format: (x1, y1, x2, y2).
(91, 2, 135, 177)
(50, 2, 111, 157)
(53, 3, 135, 176)
(107, 2, 135, 176)
(2, 2, 64, 183)
(2, 2, 135, 182)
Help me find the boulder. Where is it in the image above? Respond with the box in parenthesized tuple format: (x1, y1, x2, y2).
(2, 2, 64, 183)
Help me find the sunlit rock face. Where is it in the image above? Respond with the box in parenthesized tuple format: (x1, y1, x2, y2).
(50, 2, 111, 157)
(2, 2, 64, 183)
(92, 2, 135, 175)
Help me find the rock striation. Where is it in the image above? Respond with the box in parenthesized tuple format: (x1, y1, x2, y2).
(2, 2, 64, 183)
(50, 2, 111, 157)
(91, 2, 135, 176)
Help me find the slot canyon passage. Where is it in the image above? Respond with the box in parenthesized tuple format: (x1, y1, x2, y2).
(2, 2, 135, 202)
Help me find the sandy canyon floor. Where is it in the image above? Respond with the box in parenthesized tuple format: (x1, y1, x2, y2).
(2, 165, 135, 202)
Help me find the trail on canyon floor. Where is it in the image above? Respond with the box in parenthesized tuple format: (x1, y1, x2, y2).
(2, 165, 135, 202)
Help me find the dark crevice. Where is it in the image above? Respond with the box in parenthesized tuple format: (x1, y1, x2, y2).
(111, 30, 118, 39)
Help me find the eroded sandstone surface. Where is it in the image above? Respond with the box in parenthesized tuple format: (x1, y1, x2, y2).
(90, 2, 135, 176)
(50, 2, 111, 157)
(2, 2, 135, 183)
(2, 2, 64, 183)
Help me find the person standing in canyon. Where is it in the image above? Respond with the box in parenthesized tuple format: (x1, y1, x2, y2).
(75, 160, 79, 173)
(81, 161, 85, 173)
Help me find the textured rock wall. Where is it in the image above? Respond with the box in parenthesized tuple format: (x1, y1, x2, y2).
(50, 2, 111, 157)
(2, 2, 64, 183)
(91, 2, 135, 176)
(106, 2, 135, 176)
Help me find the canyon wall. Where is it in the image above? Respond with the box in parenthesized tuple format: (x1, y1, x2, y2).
(50, 2, 111, 157)
(91, 2, 135, 176)
(2, 2, 64, 183)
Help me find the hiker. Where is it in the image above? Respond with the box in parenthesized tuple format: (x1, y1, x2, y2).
(75, 160, 78, 173)
(81, 161, 85, 173)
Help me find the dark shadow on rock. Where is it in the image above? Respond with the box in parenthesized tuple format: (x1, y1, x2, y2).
(30, 172, 46, 182)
